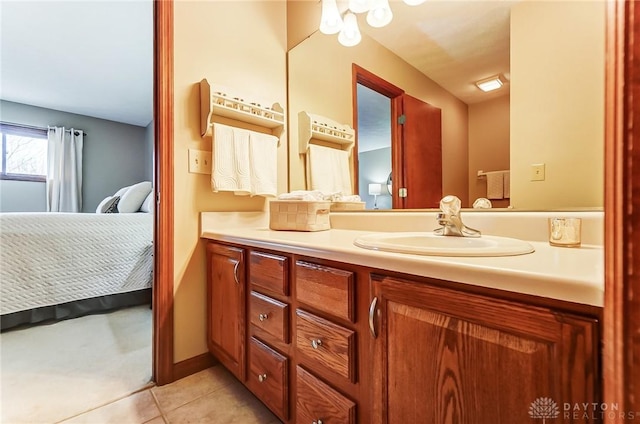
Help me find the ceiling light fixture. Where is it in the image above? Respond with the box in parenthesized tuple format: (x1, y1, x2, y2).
(403, 0, 427, 5)
(319, 0, 343, 35)
(348, 0, 370, 14)
(320, 0, 425, 47)
(475, 75, 506, 92)
(366, 0, 393, 28)
(338, 11, 362, 47)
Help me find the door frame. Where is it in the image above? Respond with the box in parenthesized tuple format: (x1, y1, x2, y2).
(353, 65, 404, 208)
(151, 0, 640, 397)
(153, 0, 174, 386)
(604, 0, 640, 413)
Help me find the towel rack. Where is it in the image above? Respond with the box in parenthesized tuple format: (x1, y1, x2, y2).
(477, 169, 509, 178)
(298, 111, 355, 154)
(199, 78, 285, 138)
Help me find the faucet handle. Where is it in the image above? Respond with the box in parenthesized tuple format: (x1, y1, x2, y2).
(439, 195, 461, 216)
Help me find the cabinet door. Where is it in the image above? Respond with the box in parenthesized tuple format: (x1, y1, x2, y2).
(206, 242, 245, 380)
(370, 275, 599, 424)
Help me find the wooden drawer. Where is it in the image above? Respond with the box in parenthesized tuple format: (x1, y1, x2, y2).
(296, 366, 356, 424)
(295, 260, 354, 322)
(249, 291, 289, 344)
(247, 337, 289, 420)
(296, 309, 356, 383)
(250, 251, 289, 296)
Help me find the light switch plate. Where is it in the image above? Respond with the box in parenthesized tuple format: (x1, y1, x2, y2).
(188, 149, 212, 174)
(531, 163, 545, 181)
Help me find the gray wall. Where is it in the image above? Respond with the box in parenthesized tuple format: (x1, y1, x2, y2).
(358, 147, 392, 210)
(144, 121, 154, 183)
(0, 100, 153, 213)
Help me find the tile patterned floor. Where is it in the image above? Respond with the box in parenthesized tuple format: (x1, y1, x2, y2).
(57, 366, 282, 424)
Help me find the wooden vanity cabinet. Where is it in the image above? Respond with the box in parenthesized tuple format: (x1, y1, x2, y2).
(370, 274, 600, 424)
(205, 242, 246, 381)
(206, 240, 600, 424)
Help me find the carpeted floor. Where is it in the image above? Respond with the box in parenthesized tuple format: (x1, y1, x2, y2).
(0, 305, 152, 424)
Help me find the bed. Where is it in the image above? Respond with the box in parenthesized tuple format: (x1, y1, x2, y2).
(0, 212, 153, 330)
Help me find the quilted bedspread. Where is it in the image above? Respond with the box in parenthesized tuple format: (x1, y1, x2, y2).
(0, 212, 153, 315)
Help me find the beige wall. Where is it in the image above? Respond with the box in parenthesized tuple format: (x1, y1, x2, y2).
(288, 30, 470, 205)
(286, 0, 319, 50)
(468, 95, 510, 207)
(510, 1, 604, 209)
(173, 1, 287, 362)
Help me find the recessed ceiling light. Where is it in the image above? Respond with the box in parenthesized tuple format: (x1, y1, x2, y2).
(475, 75, 506, 92)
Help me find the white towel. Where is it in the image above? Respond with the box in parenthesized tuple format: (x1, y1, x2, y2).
(278, 190, 325, 201)
(503, 171, 510, 198)
(486, 172, 504, 199)
(306, 145, 352, 195)
(211, 123, 251, 195)
(249, 132, 278, 197)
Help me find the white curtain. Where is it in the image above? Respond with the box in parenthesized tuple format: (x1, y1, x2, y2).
(47, 126, 83, 212)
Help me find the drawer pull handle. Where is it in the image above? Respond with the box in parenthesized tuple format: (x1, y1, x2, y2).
(258, 313, 268, 322)
(311, 339, 322, 349)
(233, 261, 240, 285)
(369, 296, 378, 338)
(313, 420, 324, 424)
(258, 373, 267, 383)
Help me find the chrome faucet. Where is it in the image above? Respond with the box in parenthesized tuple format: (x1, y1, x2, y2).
(434, 195, 481, 237)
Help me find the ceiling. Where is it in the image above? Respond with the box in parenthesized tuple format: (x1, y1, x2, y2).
(0, 0, 153, 127)
(0, 1, 512, 129)
(347, 1, 515, 153)
(358, 0, 515, 105)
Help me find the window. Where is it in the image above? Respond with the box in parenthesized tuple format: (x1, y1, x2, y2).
(0, 123, 48, 182)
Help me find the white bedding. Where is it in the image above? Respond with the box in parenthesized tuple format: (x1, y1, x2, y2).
(0, 212, 153, 315)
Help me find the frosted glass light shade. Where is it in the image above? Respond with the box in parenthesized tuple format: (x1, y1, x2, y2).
(475, 75, 505, 92)
(366, 0, 393, 28)
(338, 12, 362, 47)
(320, 0, 343, 35)
(348, 0, 370, 13)
(403, 0, 426, 5)
(368, 183, 383, 196)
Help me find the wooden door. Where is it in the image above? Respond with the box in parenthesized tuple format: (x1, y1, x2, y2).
(399, 94, 442, 208)
(206, 242, 246, 380)
(370, 274, 599, 424)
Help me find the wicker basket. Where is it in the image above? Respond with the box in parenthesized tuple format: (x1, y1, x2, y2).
(330, 201, 365, 211)
(269, 200, 331, 232)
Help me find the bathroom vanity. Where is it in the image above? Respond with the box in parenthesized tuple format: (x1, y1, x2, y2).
(202, 212, 603, 424)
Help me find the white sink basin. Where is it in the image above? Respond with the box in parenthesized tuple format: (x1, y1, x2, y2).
(353, 232, 535, 257)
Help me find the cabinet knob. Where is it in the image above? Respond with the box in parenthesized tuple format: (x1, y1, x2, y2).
(258, 373, 267, 382)
(313, 420, 323, 424)
(258, 313, 268, 322)
(311, 339, 322, 349)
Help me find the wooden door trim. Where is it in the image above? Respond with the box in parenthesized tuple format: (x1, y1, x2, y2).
(352, 65, 404, 207)
(153, 0, 174, 386)
(604, 0, 640, 414)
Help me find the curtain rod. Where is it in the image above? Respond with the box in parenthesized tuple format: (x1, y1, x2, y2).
(1, 121, 87, 136)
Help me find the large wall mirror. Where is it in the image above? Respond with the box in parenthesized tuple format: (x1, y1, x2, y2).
(287, 0, 605, 211)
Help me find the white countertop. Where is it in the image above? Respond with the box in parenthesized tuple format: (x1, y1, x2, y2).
(200, 212, 604, 307)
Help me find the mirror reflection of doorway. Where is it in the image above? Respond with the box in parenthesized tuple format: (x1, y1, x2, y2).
(354, 65, 443, 209)
(357, 83, 393, 210)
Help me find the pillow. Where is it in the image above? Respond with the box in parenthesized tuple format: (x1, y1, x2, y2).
(118, 181, 152, 213)
(96, 196, 120, 213)
(103, 196, 120, 213)
(114, 185, 131, 198)
(140, 191, 153, 213)
(96, 196, 117, 213)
